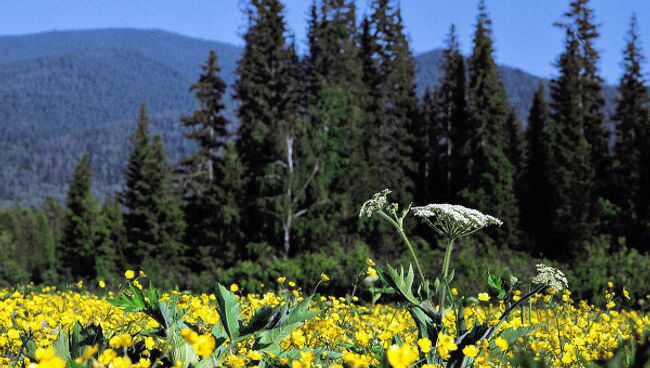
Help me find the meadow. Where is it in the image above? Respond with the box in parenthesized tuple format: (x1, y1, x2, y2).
(3, 190, 650, 368)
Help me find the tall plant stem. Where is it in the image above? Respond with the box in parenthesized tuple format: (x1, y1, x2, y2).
(380, 211, 426, 285)
(439, 237, 454, 310)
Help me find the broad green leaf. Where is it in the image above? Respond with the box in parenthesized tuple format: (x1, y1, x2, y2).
(215, 283, 241, 342)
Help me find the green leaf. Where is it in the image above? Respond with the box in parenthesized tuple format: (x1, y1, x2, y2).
(496, 324, 540, 346)
(240, 306, 275, 337)
(215, 283, 242, 342)
(487, 272, 506, 299)
(52, 330, 71, 361)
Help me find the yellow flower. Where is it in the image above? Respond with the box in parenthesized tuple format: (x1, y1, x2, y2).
(462, 344, 480, 358)
(607, 281, 614, 288)
(277, 276, 286, 284)
(180, 328, 199, 344)
(478, 293, 490, 302)
(74, 344, 99, 364)
(76, 280, 83, 289)
(145, 336, 155, 350)
(386, 344, 419, 368)
(98, 280, 106, 288)
(321, 273, 330, 282)
(230, 283, 239, 292)
(451, 288, 459, 296)
(342, 350, 373, 368)
(139, 270, 147, 278)
(606, 301, 616, 309)
(495, 336, 509, 352)
(289, 281, 297, 287)
(366, 258, 376, 267)
(417, 337, 432, 353)
(109, 333, 134, 348)
(248, 350, 263, 361)
(194, 334, 216, 358)
(436, 332, 458, 360)
(624, 287, 630, 300)
(291, 351, 314, 368)
(34, 347, 66, 368)
(367, 267, 377, 277)
(111, 356, 133, 368)
(125, 270, 135, 280)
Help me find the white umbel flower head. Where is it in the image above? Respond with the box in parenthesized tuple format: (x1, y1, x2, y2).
(411, 203, 502, 238)
(359, 189, 391, 218)
(532, 263, 568, 291)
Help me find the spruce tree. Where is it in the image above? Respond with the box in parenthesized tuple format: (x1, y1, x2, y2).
(149, 135, 187, 279)
(418, 88, 442, 204)
(305, 0, 361, 94)
(178, 50, 229, 193)
(522, 83, 553, 255)
(60, 153, 99, 280)
(435, 25, 467, 202)
(612, 15, 650, 247)
(463, 0, 520, 246)
(122, 104, 186, 280)
(123, 104, 156, 265)
(178, 50, 233, 270)
(234, 0, 301, 248)
(199, 141, 246, 268)
(95, 196, 127, 282)
(548, 26, 594, 258)
(569, 0, 611, 204)
(366, 0, 419, 206)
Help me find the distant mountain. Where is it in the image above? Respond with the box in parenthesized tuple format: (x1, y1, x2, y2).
(0, 28, 618, 206)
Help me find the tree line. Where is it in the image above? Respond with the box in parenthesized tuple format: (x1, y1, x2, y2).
(1, 0, 648, 289)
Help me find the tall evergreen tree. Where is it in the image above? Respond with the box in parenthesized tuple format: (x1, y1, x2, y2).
(612, 15, 650, 247)
(365, 0, 419, 206)
(60, 154, 98, 280)
(305, 0, 361, 94)
(463, 0, 520, 246)
(435, 25, 467, 202)
(569, 0, 611, 203)
(198, 141, 246, 268)
(234, 0, 301, 249)
(178, 50, 234, 270)
(417, 88, 442, 204)
(122, 104, 186, 280)
(95, 197, 127, 282)
(548, 25, 595, 258)
(178, 50, 229, 192)
(522, 83, 553, 255)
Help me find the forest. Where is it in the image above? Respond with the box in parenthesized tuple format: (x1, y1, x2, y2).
(0, 0, 649, 303)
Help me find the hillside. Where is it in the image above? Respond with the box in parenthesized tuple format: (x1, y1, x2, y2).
(0, 28, 618, 206)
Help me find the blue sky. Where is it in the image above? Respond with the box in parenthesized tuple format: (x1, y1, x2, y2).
(1, 1, 649, 84)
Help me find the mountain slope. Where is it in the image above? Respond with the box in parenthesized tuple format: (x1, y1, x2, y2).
(0, 29, 618, 206)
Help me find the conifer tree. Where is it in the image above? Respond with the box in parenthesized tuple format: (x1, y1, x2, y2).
(198, 141, 246, 268)
(463, 0, 520, 246)
(522, 83, 553, 254)
(435, 25, 467, 202)
(569, 0, 611, 203)
(417, 88, 442, 204)
(95, 196, 127, 282)
(548, 26, 594, 257)
(122, 104, 186, 280)
(178, 50, 229, 193)
(60, 153, 98, 280)
(305, 0, 361, 94)
(234, 0, 301, 248)
(365, 0, 419, 206)
(123, 104, 156, 265)
(178, 50, 234, 270)
(612, 15, 650, 247)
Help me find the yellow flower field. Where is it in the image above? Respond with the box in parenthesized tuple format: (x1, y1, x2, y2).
(1, 281, 649, 367)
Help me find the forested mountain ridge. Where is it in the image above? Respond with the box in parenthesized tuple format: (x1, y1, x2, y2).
(0, 28, 617, 206)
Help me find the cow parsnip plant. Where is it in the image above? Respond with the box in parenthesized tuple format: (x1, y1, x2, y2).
(360, 189, 569, 367)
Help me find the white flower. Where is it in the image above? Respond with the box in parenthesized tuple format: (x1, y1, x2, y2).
(532, 263, 568, 291)
(411, 203, 502, 238)
(359, 189, 391, 218)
